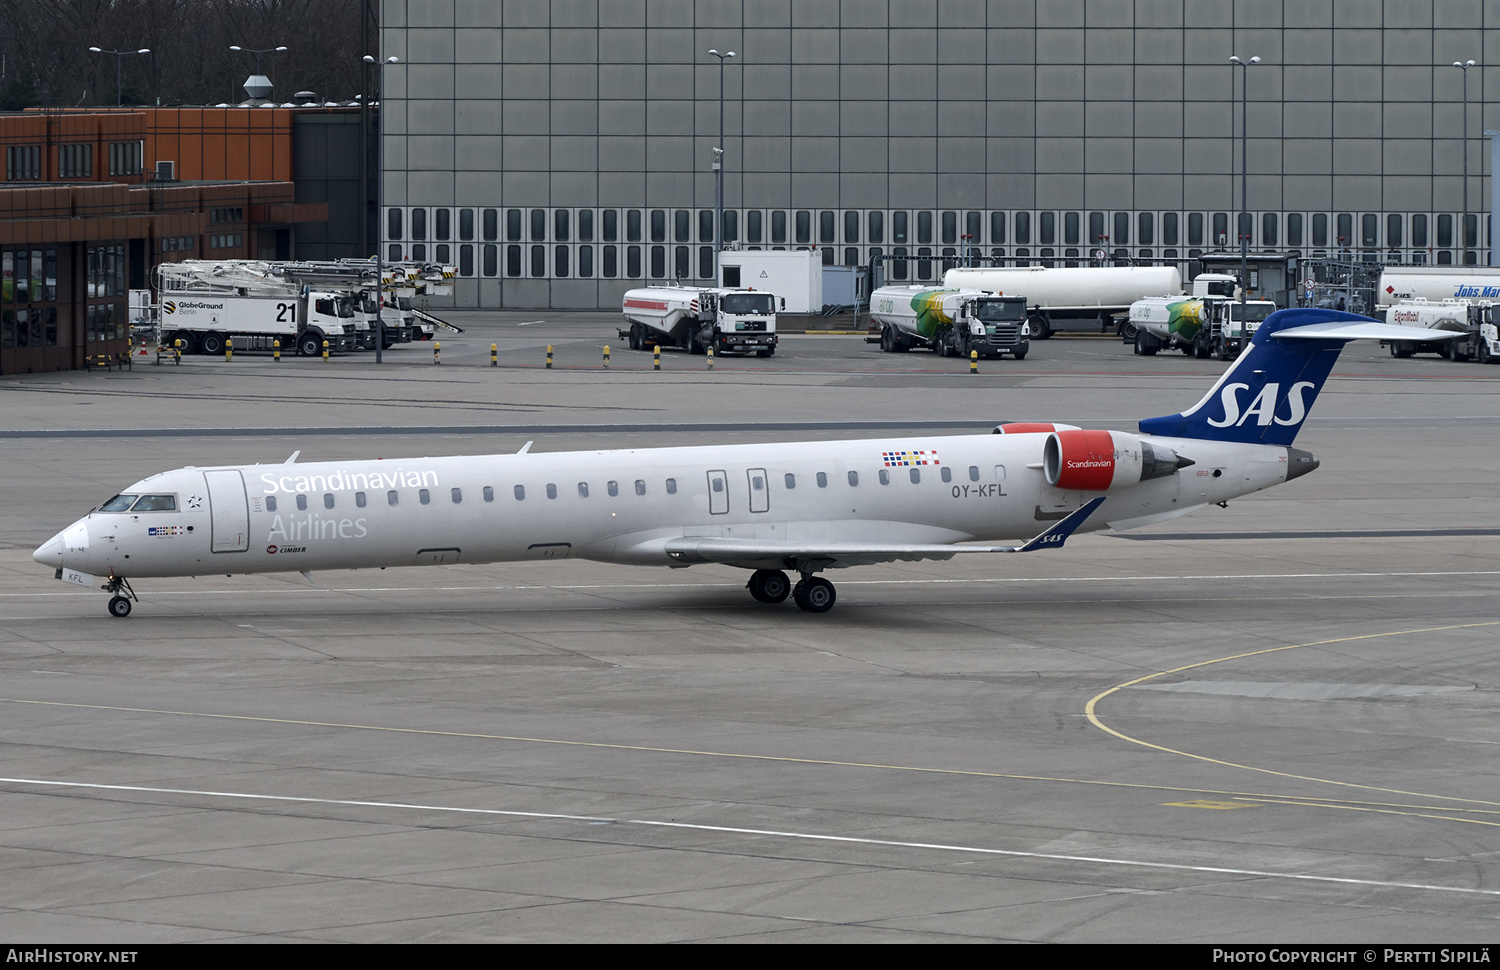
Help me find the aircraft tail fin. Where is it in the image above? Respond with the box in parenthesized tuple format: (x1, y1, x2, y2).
(1138, 308, 1378, 446)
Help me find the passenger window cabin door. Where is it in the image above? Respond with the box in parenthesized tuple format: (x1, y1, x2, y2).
(746, 467, 769, 512)
(707, 469, 729, 514)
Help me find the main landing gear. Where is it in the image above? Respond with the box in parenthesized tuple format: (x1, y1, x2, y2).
(745, 569, 837, 613)
(103, 575, 137, 618)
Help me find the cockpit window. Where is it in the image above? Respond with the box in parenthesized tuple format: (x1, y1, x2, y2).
(130, 494, 177, 511)
(100, 494, 138, 512)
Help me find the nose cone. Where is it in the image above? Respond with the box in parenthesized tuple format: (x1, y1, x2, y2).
(33, 532, 64, 569)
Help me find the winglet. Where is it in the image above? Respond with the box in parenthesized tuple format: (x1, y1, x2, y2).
(1015, 496, 1106, 552)
(285, 450, 300, 464)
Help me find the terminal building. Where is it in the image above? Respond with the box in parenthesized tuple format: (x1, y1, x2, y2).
(377, 0, 1499, 309)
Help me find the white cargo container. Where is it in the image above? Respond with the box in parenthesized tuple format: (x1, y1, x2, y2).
(942, 265, 1183, 338)
(718, 250, 821, 314)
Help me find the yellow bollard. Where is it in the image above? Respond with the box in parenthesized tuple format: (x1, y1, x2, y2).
(491, 343, 498, 367)
(273, 339, 280, 362)
(225, 337, 233, 362)
(323, 339, 330, 361)
(603, 345, 610, 368)
(970, 349, 978, 374)
(434, 341, 441, 364)
(546, 345, 553, 369)
(707, 346, 714, 370)
(174, 338, 182, 364)
(653, 345, 661, 370)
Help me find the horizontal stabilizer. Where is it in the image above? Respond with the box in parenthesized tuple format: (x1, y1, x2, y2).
(1274, 321, 1463, 342)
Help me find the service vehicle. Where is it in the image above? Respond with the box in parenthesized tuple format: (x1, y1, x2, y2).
(942, 265, 1183, 338)
(1376, 266, 1500, 309)
(156, 262, 357, 356)
(620, 286, 777, 356)
(868, 285, 1029, 358)
(1127, 274, 1276, 359)
(1382, 299, 1475, 358)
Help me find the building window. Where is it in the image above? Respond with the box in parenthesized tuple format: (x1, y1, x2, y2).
(109, 141, 144, 176)
(6, 145, 41, 180)
(58, 143, 93, 179)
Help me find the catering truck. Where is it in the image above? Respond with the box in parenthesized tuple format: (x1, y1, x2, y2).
(619, 286, 777, 356)
(156, 262, 358, 356)
(941, 265, 1183, 338)
(1126, 273, 1275, 359)
(868, 285, 1029, 359)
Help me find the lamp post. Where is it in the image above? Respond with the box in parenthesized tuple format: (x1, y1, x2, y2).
(364, 54, 399, 364)
(88, 47, 151, 107)
(230, 45, 287, 78)
(707, 48, 735, 285)
(1455, 60, 1477, 261)
(1230, 54, 1260, 319)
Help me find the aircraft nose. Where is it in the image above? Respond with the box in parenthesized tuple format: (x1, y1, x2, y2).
(33, 532, 64, 568)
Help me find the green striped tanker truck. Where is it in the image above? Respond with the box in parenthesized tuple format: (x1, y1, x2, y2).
(1126, 273, 1276, 360)
(869, 285, 1030, 359)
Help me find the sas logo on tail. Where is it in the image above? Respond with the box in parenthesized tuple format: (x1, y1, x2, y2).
(1207, 381, 1316, 428)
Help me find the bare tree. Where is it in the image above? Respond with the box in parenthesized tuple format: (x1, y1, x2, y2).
(0, 0, 370, 109)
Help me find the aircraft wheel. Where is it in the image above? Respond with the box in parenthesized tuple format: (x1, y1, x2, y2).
(108, 596, 132, 618)
(748, 569, 791, 604)
(792, 577, 836, 613)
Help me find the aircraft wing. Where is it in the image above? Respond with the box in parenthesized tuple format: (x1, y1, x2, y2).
(663, 496, 1105, 568)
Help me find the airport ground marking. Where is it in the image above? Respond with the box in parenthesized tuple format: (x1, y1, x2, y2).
(1, 774, 1498, 899)
(1, 695, 1497, 823)
(1085, 620, 1500, 810)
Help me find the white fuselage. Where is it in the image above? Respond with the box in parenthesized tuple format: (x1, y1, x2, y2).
(38, 432, 1291, 582)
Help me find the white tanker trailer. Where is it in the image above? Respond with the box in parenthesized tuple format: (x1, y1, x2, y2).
(1376, 267, 1500, 309)
(941, 265, 1183, 338)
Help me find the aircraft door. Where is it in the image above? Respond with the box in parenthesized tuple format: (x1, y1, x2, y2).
(707, 469, 729, 514)
(746, 468, 769, 513)
(203, 469, 250, 553)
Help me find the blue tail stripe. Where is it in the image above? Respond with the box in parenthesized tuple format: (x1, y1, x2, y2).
(1138, 308, 1374, 446)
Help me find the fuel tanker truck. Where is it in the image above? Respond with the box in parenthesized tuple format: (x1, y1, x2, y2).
(868, 285, 1030, 358)
(619, 286, 777, 356)
(941, 265, 1182, 338)
(1126, 273, 1277, 360)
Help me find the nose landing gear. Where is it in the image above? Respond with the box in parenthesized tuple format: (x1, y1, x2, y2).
(103, 575, 137, 618)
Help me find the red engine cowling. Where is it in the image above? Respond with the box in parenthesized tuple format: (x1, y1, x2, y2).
(1044, 429, 1190, 490)
(993, 422, 1081, 435)
(1044, 429, 1119, 489)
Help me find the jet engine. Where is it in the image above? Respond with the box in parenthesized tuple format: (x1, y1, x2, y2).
(1043, 429, 1192, 490)
(993, 422, 1081, 434)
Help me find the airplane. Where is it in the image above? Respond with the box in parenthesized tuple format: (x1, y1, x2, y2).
(33, 308, 1439, 618)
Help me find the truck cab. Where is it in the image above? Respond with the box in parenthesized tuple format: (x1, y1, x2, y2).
(948, 295, 1029, 359)
(711, 289, 778, 356)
